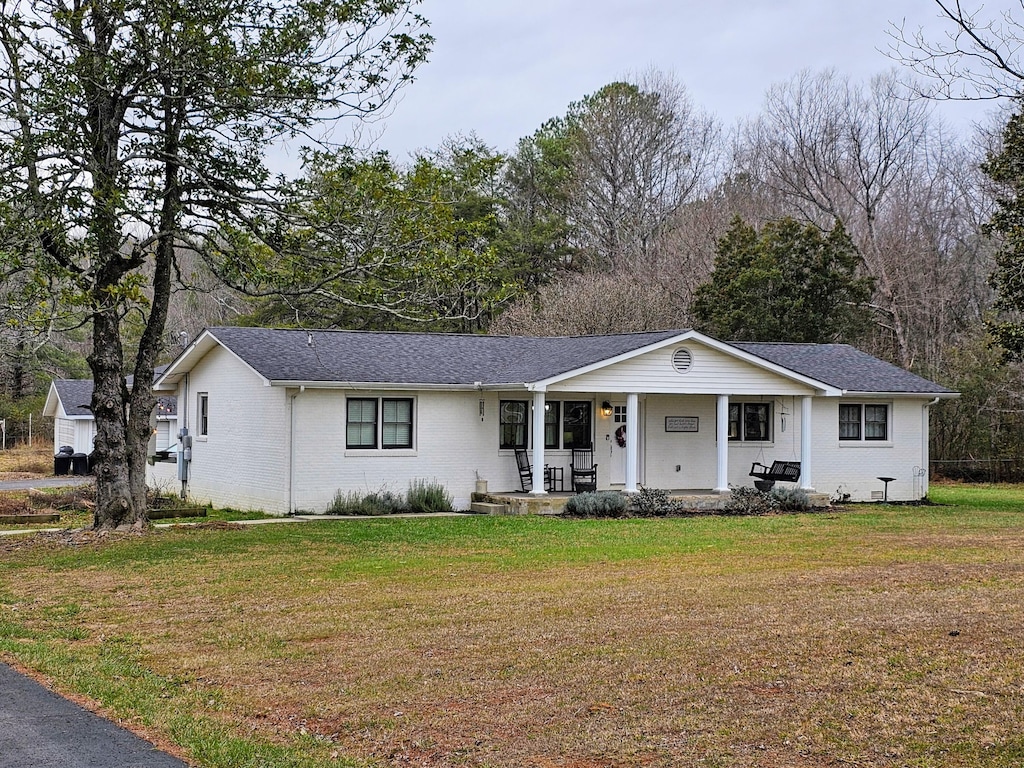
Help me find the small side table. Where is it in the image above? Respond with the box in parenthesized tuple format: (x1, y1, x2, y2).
(545, 466, 564, 492)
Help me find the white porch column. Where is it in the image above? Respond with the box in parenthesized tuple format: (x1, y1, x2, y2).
(531, 390, 547, 495)
(800, 395, 814, 491)
(715, 394, 730, 493)
(625, 392, 640, 494)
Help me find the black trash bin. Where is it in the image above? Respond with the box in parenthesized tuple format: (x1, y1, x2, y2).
(71, 452, 90, 476)
(54, 454, 72, 476)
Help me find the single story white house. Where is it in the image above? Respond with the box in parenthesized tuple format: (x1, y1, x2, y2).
(43, 374, 177, 456)
(149, 326, 957, 514)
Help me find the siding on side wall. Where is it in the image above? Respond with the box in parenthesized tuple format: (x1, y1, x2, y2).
(55, 418, 75, 452)
(177, 345, 291, 514)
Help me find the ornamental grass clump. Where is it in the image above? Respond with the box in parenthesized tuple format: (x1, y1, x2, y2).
(406, 478, 454, 514)
(563, 491, 628, 518)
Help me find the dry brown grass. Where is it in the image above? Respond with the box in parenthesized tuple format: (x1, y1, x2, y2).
(0, 442, 55, 476)
(3, 504, 1024, 767)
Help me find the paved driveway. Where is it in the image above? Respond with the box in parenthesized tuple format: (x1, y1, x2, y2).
(0, 475, 94, 491)
(0, 662, 190, 768)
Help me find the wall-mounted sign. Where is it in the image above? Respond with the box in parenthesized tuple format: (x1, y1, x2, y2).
(665, 416, 698, 433)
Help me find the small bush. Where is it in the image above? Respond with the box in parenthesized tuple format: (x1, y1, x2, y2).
(564, 491, 628, 518)
(723, 485, 779, 516)
(326, 488, 405, 516)
(407, 478, 453, 514)
(629, 486, 679, 517)
(771, 486, 811, 512)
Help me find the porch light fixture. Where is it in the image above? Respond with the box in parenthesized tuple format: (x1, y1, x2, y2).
(601, 401, 613, 417)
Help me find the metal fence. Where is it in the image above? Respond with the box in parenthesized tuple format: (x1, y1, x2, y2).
(930, 458, 1024, 484)
(0, 414, 51, 450)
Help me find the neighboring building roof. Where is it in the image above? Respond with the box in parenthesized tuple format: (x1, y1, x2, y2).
(732, 342, 955, 395)
(49, 379, 95, 417)
(159, 326, 953, 397)
(45, 367, 178, 419)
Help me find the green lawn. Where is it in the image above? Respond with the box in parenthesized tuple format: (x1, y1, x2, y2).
(2, 484, 1023, 767)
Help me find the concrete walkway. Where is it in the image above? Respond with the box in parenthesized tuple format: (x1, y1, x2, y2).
(0, 661, 189, 768)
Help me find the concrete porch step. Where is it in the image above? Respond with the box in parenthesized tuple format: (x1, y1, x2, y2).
(470, 501, 508, 515)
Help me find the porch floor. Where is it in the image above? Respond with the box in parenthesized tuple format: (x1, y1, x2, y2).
(471, 489, 831, 515)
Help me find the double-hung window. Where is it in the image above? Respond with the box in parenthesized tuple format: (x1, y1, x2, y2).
(500, 401, 529, 449)
(839, 403, 888, 441)
(728, 402, 771, 442)
(499, 399, 593, 449)
(347, 397, 413, 449)
(561, 401, 592, 449)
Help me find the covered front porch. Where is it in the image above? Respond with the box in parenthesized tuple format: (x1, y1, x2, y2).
(516, 390, 822, 499)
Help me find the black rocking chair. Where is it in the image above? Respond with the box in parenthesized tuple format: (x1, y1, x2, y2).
(515, 448, 554, 492)
(570, 446, 598, 493)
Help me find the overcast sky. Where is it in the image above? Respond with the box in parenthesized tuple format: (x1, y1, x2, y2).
(316, 0, 997, 163)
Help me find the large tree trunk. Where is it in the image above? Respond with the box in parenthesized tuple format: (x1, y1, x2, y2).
(89, 303, 139, 529)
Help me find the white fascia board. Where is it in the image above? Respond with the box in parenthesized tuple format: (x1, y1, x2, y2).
(530, 329, 842, 395)
(271, 380, 488, 391)
(41, 383, 61, 417)
(154, 329, 270, 390)
(841, 390, 961, 400)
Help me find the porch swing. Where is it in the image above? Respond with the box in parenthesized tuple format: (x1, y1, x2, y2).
(748, 398, 800, 491)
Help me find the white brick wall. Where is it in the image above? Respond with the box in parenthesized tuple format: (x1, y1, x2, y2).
(149, 344, 937, 512)
(173, 346, 291, 514)
(637, 394, 930, 501)
(292, 389, 547, 512)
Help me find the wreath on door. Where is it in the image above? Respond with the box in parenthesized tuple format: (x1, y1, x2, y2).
(615, 425, 627, 448)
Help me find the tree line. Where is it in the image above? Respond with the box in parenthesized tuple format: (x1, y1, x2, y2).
(3, 0, 1024, 527)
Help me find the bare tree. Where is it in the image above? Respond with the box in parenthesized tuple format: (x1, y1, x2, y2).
(734, 69, 989, 369)
(489, 271, 687, 337)
(888, 0, 1024, 100)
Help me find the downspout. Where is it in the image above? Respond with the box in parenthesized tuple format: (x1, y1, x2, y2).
(921, 397, 940, 499)
(178, 373, 190, 499)
(288, 386, 305, 515)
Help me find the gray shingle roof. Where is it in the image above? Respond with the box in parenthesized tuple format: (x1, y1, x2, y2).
(208, 327, 684, 385)
(52, 370, 177, 417)
(732, 342, 954, 394)
(201, 327, 952, 395)
(52, 379, 95, 417)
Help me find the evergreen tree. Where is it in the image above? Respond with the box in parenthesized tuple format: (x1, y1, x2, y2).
(983, 111, 1024, 359)
(692, 217, 874, 343)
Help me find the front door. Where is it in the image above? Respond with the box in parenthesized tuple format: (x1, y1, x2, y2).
(610, 402, 628, 485)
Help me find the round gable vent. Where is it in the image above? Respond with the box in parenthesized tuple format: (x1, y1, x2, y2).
(672, 347, 693, 373)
